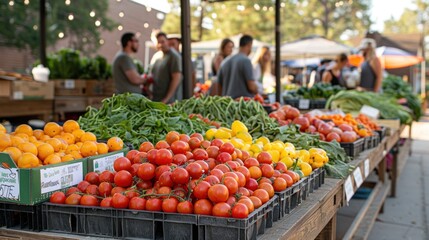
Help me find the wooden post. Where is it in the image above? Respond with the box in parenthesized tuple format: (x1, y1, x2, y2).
(275, 0, 281, 102)
(39, 0, 46, 66)
(180, 0, 193, 99)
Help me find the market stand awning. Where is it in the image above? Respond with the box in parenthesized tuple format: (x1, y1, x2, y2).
(376, 46, 424, 69)
(191, 34, 271, 54)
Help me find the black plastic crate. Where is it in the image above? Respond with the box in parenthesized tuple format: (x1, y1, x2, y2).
(310, 168, 325, 192)
(371, 134, 380, 148)
(283, 99, 300, 108)
(376, 127, 387, 140)
(363, 137, 372, 150)
(0, 202, 43, 231)
(300, 177, 310, 201)
(43, 203, 118, 238)
(310, 99, 327, 109)
(197, 195, 277, 240)
(156, 212, 198, 240)
(118, 209, 160, 239)
(340, 137, 365, 158)
(274, 176, 304, 220)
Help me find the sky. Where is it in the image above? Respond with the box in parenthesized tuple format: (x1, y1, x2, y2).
(370, 0, 416, 31)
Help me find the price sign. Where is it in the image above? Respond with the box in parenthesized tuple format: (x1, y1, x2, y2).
(298, 99, 310, 109)
(360, 105, 380, 119)
(344, 176, 354, 203)
(364, 159, 370, 177)
(353, 167, 364, 188)
(93, 152, 125, 172)
(40, 162, 83, 194)
(65, 79, 75, 89)
(13, 91, 23, 100)
(0, 167, 19, 200)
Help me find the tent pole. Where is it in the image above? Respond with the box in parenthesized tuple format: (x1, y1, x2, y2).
(275, 0, 281, 102)
(39, 0, 46, 66)
(181, 0, 193, 99)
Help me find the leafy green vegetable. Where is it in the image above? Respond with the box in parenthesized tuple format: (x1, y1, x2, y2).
(285, 83, 345, 100)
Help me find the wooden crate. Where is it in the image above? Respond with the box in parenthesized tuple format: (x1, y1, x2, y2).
(87, 96, 105, 109)
(86, 79, 115, 96)
(53, 79, 87, 96)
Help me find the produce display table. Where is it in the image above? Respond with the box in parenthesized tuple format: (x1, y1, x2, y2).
(0, 99, 53, 122)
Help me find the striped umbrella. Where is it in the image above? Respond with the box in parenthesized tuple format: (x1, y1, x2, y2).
(376, 46, 423, 69)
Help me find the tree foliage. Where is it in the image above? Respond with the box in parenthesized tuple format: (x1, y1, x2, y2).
(383, 0, 429, 34)
(162, 0, 372, 43)
(0, 0, 116, 56)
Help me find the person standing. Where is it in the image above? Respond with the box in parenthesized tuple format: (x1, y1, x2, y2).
(359, 38, 383, 92)
(322, 53, 348, 86)
(151, 32, 182, 103)
(252, 46, 273, 94)
(217, 35, 258, 99)
(212, 38, 234, 76)
(112, 32, 147, 94)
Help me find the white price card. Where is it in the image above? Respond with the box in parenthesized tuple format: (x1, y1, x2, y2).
(13, 91, 23, 100)
(353, 167, 364, 188)
(364, 159, 370, 177)
(344, 176, 354, 203)
(298, 99, 310, 109)
(64, 79, 75, 89)
(383, 150, 387, 157)
(0, 167, 20, 200)
(93, 152, 124, 172)
(40, 162, 83, 194)
(360, 105, 380, 119)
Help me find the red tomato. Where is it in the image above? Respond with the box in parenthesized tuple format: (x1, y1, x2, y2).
(214, 164, 230, 173)
(260, 164, 275, 178)
(249, 196, 262, 209)
(206, 158, 216, 170)
(225, 161, 238, 170)
(50, 191, 66, 204)
(253, 189, 270, 204)
(186, 162, 203, 179)
(170, 141, 190, 155)
(208, 184, 229, 203)
(338, 123, 353, 132)
(292, 117, 310, 131)
(65, 193, 81, 205)
(195, 160, 209, 173)
(139, 141, 154, 152)
(193, 181, 211, 199)
(258, 182, 275, 198)
(223, 177, 239, 195)
(158, 171, 174, 187)
(274, 162, 288, 173)
(241, 150, 250, 161)
(285, 107, 300, 120)
(179, 134, 190, 143)
(236, 166, 251, 181)
(318, 123, 333, 136)
(126, 150, 140, 162)
(136, 180, 153, 190)
(200, 140, 211, 149)
(85, 185, 99, 195)
(114, 157, 132, 172)
(125, 189, 139, 199)
(129, 197, 146, 210)
(66, 187, 80, 196)
(193, 148, 208, 160)
(155, 165, 171, 180)
(210, 139, 224, 148)
(130, 163, 141, 176)
(194, 199, 213, 215)
(146, 198, 162, 211)
(245, 178, 259, 191)
(80, 195, 99, 206)
(212, 202, 231, 217)
(204, 175, 220, 185)
(231, 203, 249, 218)
(237, 187, 250, 197)
(100, 197, 113, 208)
(177, 201, 193, 214)
(85, 172, 100, 185)
(155, 149, 173, 165)
(172, 154, 187, 165)
(273, 177, 287, 192)
(162, 198, 179, 213)
(77, 181, 91, 192)
(165, 131, 180, 145)
(112, 193, 129, 208)
(190, 133, 204, 141)
(209, 168, 224, 181)
(98, 182, 113, 197)
(216, 152, 232, 163)
(327, 132, 341, 142)
(257, 152, 272, 164)
(155, 140, 170, 149)
(99, 170, 115, 183)
(171, 167, 190, 185)
(238, 198, 254, 213)
(226, 196, 237, 206)
(244, 158, 259, 168)
(111, 186, 125, 196)
(157, 186, 172, 197)
(137, 163, 156, 181)
(341, 131, 357, 143)
(133, 152, 147, 164)
(188, 137, 202, 150)
(219, 142, 235, 154)
(206, 146, 219, 159)
(234, 171, 246, 187)
(147, 149, 158, 164)
(185, 151, 194, 160)
(114, 170, 133, 188)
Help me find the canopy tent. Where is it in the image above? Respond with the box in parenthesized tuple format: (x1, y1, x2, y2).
(280, 35, 352, 60)
(282, 58, 321, 68)
(376, 46, 424, 69)
(191, 34, 271, 54)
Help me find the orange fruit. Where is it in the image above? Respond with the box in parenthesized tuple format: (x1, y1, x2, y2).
(66, 144, 79, 154)
(61, 133, 75, 145)
(14, 124, 33, 137)
(80, 132, 97, 142)
(0, 134, 12, 151)
(44, 122, 61, 137)
(10, 136, 25, 147)
(3, 147, 22, 163)
(29, 136, 38, 143)
(76, 142, 83, 148)
(63, 120, 80, 133)
(70, 150, 83, 160)
(37, 143, 55, 161)
(72, 129, 85, 142)
(40, 135, 51, 141)
(15, 133, 30, 141)
(18, 142, 38, 156)
(18, 152, 39, 168)
(97, 142, 109, 154)
(44, 154, 61, 165)
(249, 166, 262, 179)
(61, 154, 74, 162)
(80, 141, 98, 157)
(33, 129, 44, 140)
(0, 124, 6, 134)
(45, 138, 62, 152)
(107, 137, 124, 152)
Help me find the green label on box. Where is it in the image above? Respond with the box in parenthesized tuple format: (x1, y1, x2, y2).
(40, 162, 83, 194)
(93, 152, 124, 172)
(0, 167, 19, 200)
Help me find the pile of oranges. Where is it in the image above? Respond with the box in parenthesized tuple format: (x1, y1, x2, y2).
(0, 121, 123, 168)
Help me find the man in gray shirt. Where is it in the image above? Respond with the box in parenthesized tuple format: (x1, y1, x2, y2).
(151, 32, 182, 103)
(112, 32, 147, 94)
(217, 35, 258, 99)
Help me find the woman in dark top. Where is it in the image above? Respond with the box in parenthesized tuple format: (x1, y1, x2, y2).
(211, 38, 234, 76)
(359, 39, 383, 92)
(322, 53, 348, 86)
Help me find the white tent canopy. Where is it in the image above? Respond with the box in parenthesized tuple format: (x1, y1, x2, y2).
(281, 35, 352, 59)
(191, 34, 271, 54)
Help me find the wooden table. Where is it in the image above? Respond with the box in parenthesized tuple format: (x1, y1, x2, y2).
(0, 99, 53, 122)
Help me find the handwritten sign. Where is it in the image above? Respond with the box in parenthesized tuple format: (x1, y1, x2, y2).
(40, 162, 83, 194)
(93, 152, 124, 172)
(298, 99, 310, 109)
(364, 159, 370, 177)
(344, 176, 354, 203)
(353, 167, 364, 188)
(0, 167, 19, 200)
(64, 79, 75, 89)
